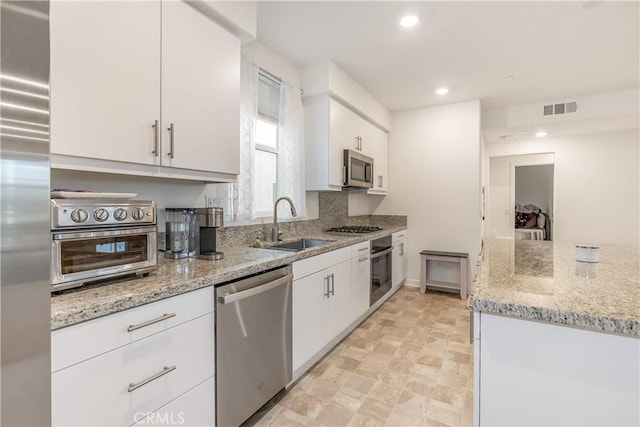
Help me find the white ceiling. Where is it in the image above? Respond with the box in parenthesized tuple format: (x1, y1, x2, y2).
(256, 1, 639, 113)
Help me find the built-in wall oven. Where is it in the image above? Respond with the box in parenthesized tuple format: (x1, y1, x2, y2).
(370, 235, 392, 305)
(50, 199, 157, 291)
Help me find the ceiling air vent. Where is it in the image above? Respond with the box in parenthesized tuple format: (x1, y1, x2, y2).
(543, 101, 577, 116)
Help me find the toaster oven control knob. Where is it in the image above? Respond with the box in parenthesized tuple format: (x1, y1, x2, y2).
(93, 208, 109, 222)
(70, 208, 89, 223)
(131, 208, 144, 221)
(113, 208, 128, 221)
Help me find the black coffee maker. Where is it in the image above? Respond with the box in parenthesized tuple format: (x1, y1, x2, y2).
(195, 207, 223, 260)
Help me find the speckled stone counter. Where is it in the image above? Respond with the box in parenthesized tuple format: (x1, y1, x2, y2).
(51, 226, 407, 330)
(472, 239, 639, 336)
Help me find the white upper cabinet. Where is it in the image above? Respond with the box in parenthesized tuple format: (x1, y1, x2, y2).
(50, 1, 161, 166)
(365, 123, 388, 195)
(161, 0, 240, 174)
(305, 96, 389, 191)
(50, 1, 240, 180)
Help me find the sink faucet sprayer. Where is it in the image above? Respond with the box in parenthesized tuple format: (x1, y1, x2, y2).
(272, 197, 297, 241)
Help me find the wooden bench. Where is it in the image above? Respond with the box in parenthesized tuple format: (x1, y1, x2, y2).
(420, 250, 468, 299)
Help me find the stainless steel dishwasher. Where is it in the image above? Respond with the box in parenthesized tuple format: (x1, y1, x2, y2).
(215, 266, 292, 427)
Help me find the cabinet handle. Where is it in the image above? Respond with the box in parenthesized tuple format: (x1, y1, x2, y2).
(359, 136, 363, 151)
(330, 273, 335, 296)
(400, 243, 404, 256)
(152, 119, 159, 157)
(358, 247, 368, 252)
(467, 294, 475, 344)
(167, 123, 175, 159)
(127, 312, 176, 332)
(355, 136, 360, 151)
(378, 175, 383, 188)
(324, 275, 330, 298)
(128, 365, 176, 392)
(358, 256, 369, 262)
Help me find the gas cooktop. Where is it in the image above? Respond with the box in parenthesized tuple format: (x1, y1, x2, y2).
(325, 225, 383, 234)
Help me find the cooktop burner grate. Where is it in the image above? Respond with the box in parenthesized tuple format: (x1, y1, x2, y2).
(326, 225, 383, 234)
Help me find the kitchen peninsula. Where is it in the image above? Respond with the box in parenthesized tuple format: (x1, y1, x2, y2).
(472, 239, 639, 426)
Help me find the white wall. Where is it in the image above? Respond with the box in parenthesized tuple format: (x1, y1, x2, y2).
(487, 153, 554, 238)
(374, 100, 483, 286)
(243, 40, 300, 86)
(485, 129, 639, 246)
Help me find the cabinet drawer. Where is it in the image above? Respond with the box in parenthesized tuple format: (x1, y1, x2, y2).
(293, 246, 351, 280)
(351, 241, 370, 257)
(132, 376, 214, 427)
(52, 313, 214, 427)
(52, 286, 214, 372)
(392, 230, 407, 243)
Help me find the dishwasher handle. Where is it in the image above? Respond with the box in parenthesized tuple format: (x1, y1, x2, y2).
(217, 273, 292, 305)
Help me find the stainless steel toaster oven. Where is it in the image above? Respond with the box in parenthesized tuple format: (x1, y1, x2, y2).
(50, 199, 157, 292)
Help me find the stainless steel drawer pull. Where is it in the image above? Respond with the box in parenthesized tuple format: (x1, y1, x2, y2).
(128, 365, 176, 392)
(324, 275, 330, 298)
(167, 123, 175, 159)
(358, 247, 368, 252)
(127, 312, 176, 332)
(358, 256, 369, 262)
(152, 119, 159, 157)
(330, 273, 335, 296)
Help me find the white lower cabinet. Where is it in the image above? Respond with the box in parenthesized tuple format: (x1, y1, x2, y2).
(52, 287, 215, 427)
(292, 247, 351, 372)
(391, 231, 408, 288)
(475, 312, 640, 426)
(292, 242, 373, 374)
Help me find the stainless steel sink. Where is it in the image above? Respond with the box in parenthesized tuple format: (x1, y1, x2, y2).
(264, 238, 334, 252)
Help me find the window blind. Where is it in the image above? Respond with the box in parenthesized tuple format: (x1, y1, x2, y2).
(258, 71, 281, 122)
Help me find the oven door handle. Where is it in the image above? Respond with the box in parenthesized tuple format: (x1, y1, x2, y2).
(52, 226, 156, 240)
(218, 274, 292, 305)
(370, 246, 393, 259)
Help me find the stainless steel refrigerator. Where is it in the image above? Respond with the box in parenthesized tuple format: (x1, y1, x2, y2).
(1, 1, 52, 425)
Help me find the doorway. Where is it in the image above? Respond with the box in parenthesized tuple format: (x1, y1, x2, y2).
(515, 164, 554, 240)
(487, 153, 555, 240)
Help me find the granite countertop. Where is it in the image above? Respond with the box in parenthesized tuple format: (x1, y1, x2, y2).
(472, 239, 640, 337)
(51, 226, 407, 330)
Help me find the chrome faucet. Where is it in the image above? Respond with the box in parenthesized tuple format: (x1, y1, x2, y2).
(272, 197, 298, 241)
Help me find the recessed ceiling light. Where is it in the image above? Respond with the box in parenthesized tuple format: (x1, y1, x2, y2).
(400, 15, 419, 28)
(435, 87, 449, 95)
(536, 131, 547, 138)
(504, 75, 516, 81)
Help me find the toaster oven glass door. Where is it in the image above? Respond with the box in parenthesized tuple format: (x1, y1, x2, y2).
(51, 226, 156, 290)
(59, 234, 149, 274)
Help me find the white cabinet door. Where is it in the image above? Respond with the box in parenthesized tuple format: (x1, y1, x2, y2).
(326, 259, 355, 339)
(292, 269, 331, 372)
(161, 0, 240, 174)
(392, 238, 408, 288)
(351, 251, 371, 324)
(366, 125, 389, 194)
(50, 1, 161, 165)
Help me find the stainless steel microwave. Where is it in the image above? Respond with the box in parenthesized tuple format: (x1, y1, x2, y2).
(343, 149, 374, 188)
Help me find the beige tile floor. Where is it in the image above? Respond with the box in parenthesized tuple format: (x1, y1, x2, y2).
(245, 286, 474, 427)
